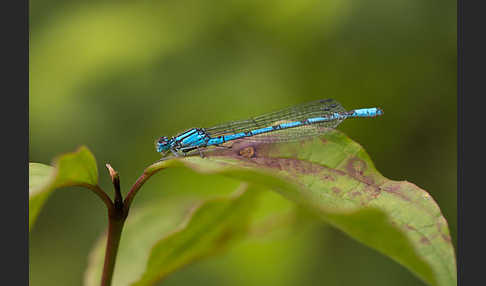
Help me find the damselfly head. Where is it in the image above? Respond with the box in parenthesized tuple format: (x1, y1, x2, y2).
(155, 136, 170, 153)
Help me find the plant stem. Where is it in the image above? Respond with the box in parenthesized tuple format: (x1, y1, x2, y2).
(99, 164, 129, 286)
(81, 183, 114, 210)
(99, 163, 163, 285)
(123, 172, 154, 211)
(100, 205, 127, 286)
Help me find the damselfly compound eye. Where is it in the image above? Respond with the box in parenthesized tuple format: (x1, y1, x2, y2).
(158, 137, 169, 144)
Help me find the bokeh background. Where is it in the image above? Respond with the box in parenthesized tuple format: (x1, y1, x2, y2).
(29, 0, 456, 285)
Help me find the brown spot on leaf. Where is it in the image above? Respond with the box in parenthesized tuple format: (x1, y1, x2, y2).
(238, 146, 255, 158)
(210, 143, 425, 209)
(403, 224, 433, 245)
(404, 224, 417, 231)
(332, 187, 341, 194)
(252, 157, 283, 170)
(321, 174, 336, 181)
(330, 168, 346, 176)
(441, 234, 452, 243)
(351, 191, 361, 198)
(436, 219, 452, 243)
(383, 183, 411, 202)
(420, 237, 431, 244)
(345, 157, 374, 185)
(347, 157, 367, 175)
(404, 224, 435, 245)
(240, 155, 345, 186)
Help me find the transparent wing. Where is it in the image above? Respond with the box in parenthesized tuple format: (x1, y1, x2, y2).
(234, 123, 335, 143)
(205, 99, 347, 139)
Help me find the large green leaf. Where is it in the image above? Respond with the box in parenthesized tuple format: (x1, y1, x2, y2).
(29, 146, 99, 230)
(84, 184, 267, 286)
(142, 129, 456, 286)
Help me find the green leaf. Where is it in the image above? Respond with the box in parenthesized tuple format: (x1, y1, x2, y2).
(84, 184, 262, 286)
(144, 130, 456, 286)
(29, 146, 99, 230)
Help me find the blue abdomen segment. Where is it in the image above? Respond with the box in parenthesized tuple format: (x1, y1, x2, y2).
(348, 108, 383, 118)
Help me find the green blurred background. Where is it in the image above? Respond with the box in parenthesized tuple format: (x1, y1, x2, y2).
(29, 0, 456, 285)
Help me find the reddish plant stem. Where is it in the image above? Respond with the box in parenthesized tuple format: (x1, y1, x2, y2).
(100, 169, 159, 285)
(82, 184, 114, 210)
(100, 207, 127, 286)
(98, 164, 163, 286)
(123, 172, 154, 211)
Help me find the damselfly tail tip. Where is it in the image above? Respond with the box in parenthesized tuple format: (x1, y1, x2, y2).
(375, 107, 384, 116)
(350, 107, 384, 118)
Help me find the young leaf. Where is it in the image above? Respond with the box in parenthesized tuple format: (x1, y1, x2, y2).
(29, 163, 55, 231)
(145, 129, 456, 286)
(29, 146, 99, 230)
(84, 184, 261, 286)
